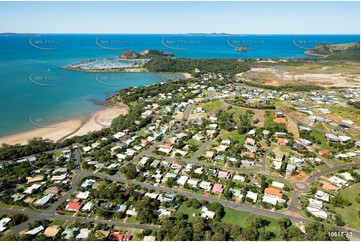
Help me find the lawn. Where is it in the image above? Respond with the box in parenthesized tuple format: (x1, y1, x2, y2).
(335, 183, 360, 231)
(325, 105, 360, 124)
(221, 207, 280, 235)
(201, 100, 224, 112)
(219, 130, 246, 144)
(187, 138, 203, 148)
(136, 130, 148, 138)
(177, 203, 201, 222)
(311, 127, 329, 149)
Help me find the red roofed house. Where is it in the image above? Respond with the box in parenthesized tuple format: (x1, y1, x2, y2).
(212, 183, 224, 194)
(319, 149, 330, 156)
(66, 201, 82, 212)
(108, 232, 132, 241)
(264, 187, 283, 198)
(277, 138, 288, 146)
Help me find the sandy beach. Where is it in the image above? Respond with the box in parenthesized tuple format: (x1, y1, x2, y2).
(0, 103, 128, 146)
(183, 73, 192, 79)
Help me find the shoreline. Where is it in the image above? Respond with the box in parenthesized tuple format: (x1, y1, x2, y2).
(0, 103, 128, 146)
(0, 72, 189, 146)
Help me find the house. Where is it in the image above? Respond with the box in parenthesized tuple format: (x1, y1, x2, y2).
(264, 187, 282, 198)
(218, 171, 230, 179)
(82, 202, 93, 211)
(262, 195, 278, 206)
(246, 191, 258, 203)
(286, 164, 296, 173)
(273, 161, 282, 170)
(262, 130, 270, 137)
(328, 176, 347, 187)
(158, 209, 172, 217)
(24, 183, 42, 194)
(252, 177, 262, 188)
(299, 138, 312, 146)
(277, 138, 288, 146)
(143, 236, 156, 241)
(177, 176, 188, 186)
(233, 175, 245, 182)
(27, 175, 44, 183)
(44, 226, 61, 237)
(62, 226, 79, 240)
(34, 194, 53, 206)
(76, 228, 92, 240)
(83, 146, 92, 152)
(11, 193, 25, 202)
(108, 232, 132, 241)
(126, 207, 138, 217)
(187, 179, 200, 188)
(201, 207, 215, 219)
(0, 218, 11, 232)
(241, 151, 255, 159)
(25, 225, 44, 235)
(325, 133, 340, 142)
(340, 172, 354, 181)
(307, 206, 327, 219)
(245, 138, 256, 146)
(315, 190, 329, 202)
(309, 198, 323, 209)
(322, 181, 340, 192)
(66, 201, 82, 212)
(271, 181, 285, 189)
(319, 149, 330, 156)
(76, 191, 90, 199)
(81, 179, 96, 189)
(339, 135, 351, 143)
(205, 151, 214, 159)
(199, 181, 212, 192)
(212, 184, 224, 194)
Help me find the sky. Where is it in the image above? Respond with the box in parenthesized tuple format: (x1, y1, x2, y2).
(0, 1, 359, 34)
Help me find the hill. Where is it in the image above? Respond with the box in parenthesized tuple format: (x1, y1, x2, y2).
(306, 42, 360, 61)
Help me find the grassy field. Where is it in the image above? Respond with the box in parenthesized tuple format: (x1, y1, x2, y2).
(311, 128, 329, 149)
(335, 183, 360, 231)
(324, 104, 360, 124)
(187, 138, 203, 148)
(221, 207, 280, 235)
(201, 100, 224, 112)
(177, 203, 201, 222)
(218, 130, 246, 144)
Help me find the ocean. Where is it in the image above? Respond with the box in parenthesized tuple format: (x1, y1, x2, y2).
(0, 34, 359, 136)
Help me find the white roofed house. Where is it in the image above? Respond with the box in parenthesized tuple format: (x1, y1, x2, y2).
(340, 172, 354, 181)
(246, 191, 258, 203)
(177, 176, 189, 186)
(308, 198, 323, 210)
(307, 206, 328, 219)
(338, 135, 351, 143)
(315, 190, 330, 202)
(271, 181, 285, 189)
(325, 133, 340, 142)
(187, 179, 200, 188)
(199, 181, 212, 192)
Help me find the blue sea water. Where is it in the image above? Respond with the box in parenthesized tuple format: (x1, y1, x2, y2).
(0, 34, 359, 136)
